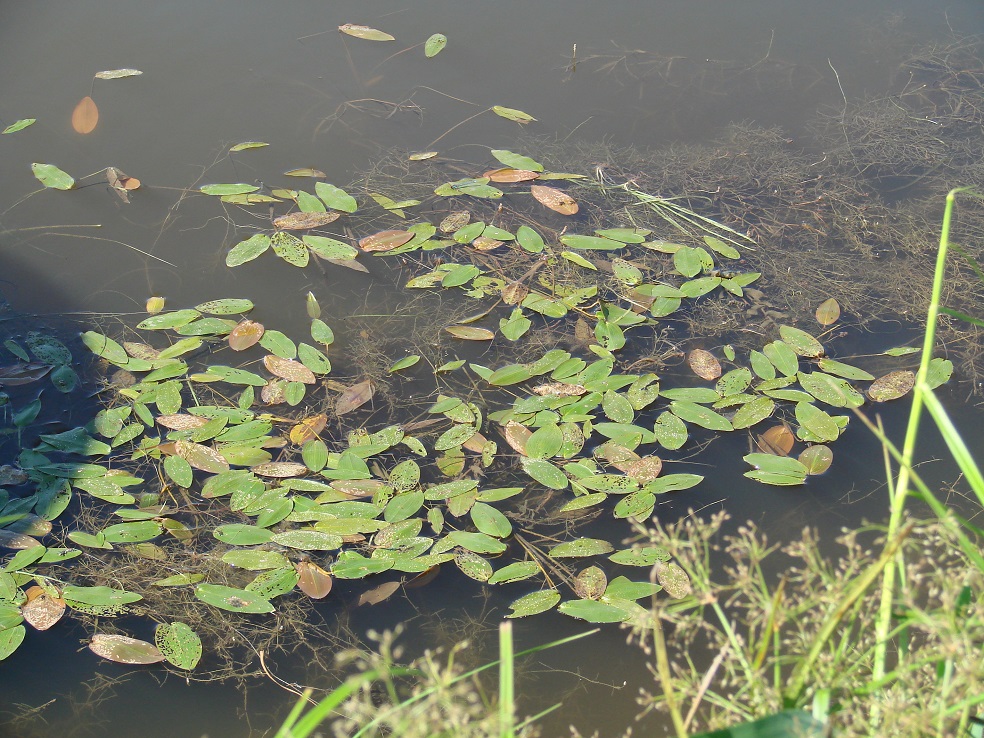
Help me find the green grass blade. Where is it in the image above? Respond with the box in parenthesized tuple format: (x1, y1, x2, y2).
(919, 384, 984, 506)
(499, 620, 515, 738)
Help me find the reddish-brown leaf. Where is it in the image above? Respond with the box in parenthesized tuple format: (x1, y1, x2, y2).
(72, 96, 99, 134)
(502, 421, 532, 456)
(358, 230, 414, 253)
(0, 362, 52, 386)
(757, 425, 795, 456)
(296, 561, 333, 600)
(483, 168, 540, 183)
(530, 185, 578, 215)
(228, 319, 265, 351)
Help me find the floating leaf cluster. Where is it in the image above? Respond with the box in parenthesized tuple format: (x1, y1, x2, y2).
(0, 148, 953, 673)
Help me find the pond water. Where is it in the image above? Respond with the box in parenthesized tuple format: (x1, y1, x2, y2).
(3, 2, 984, 736)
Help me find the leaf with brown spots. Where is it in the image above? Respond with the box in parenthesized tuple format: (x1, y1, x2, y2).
(688, 349, 722, 380)
(272, 211, 340, 230)
(484, 168, 539, 183)
(263, 355, 316, 384)
(21, 586, 66, 631)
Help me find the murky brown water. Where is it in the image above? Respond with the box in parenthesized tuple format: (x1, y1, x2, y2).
(3, 2, 984, 736)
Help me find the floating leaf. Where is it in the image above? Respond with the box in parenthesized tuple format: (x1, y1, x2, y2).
(89, 634, 164, 664)
(336, 379, 374, 415)
(424, 33, 447, 57)
(195, 584, 274, 613)
(507, 589, 560, 618)
(339, 23, 394, 41)
(743, 453, 808, 486)
(200, 183, 258, 196)
(926, 357, 953, 389)
(226, 234, 271, 266)
(273, 211, 340, 230)
(688, 349, 722, 380)
(32, 163, 74, 190)
(654, 561, 692, 599)
(227, 320, 265, 351)
(816, 298, 841, 326)
(867, 370, 915, 402)
(531, 185, 577, 215)
(271, 231, 308, 267)
(445, 325, 494, 341)
(359, 230, 414, 253)
(21, 586, 65, 631)
(558, 599, 630, 623)
(798, 445, 833, 475)
(263, 355, 316, 384)
(175, 440, 229, 474)
(389, 355, 420, 373)
(491, 149, 544, 172)
(229, 141, 268, 152)
(488, 561, 540, 585)
(549, 538, 614, 558)
(296, 561, 333, 599)
(758, 424, 795, 455)
(779, 325, 825, 358)
(574, 566, 608, 600)
(71, 96, 98, 134)
(2, 119, 35, 134)
(492, 105, 537, 124)
(94, 68, 143, 79)
(251, 462, 308, 478)
(155, 622, 202, 670)
(284, 168, 325, 178)
(409, 151, 439, 161)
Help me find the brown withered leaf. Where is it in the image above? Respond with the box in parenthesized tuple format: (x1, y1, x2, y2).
(757, 424, 795, 456)
(532, 382, 586, 397)
(867, 370, 916, 402)
(273, 211, 340, 230)
(483, 168, 539, 183)
(263, 355, 316, 384)
(21, 585, 66, 631)
(156, 414, 210, 431)
(688, 349, 722, 380)
(261, 379, 287, 404)
(175, 440, 230, 473)
(296, 561, 333, 600)
(621, 456, 663, 483)
(501, 282, 529, 305)
(335, 379, 374, 415)
(72, 96, 99, 134)
(462, 431, 490, 454)
(439, 211, 470, 233)
(358, 230, 414, 253)
(470, 236, 503, 251)
(357, 580, 402, 607)
(229, 320, 265, 351)
(502, 421, 532, 456)
(530, 185, 578, 215)
(289, 414, 328, 445)
(124, 341, 159, 360)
